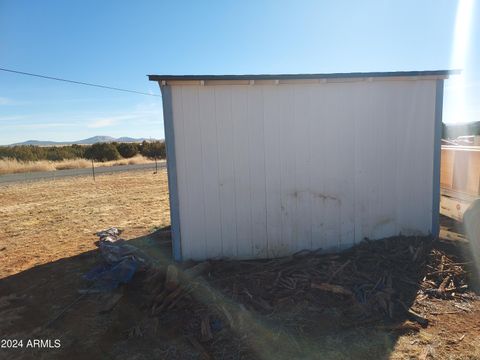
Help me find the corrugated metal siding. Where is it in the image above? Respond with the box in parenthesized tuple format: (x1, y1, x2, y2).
(169, 80, 437, 260)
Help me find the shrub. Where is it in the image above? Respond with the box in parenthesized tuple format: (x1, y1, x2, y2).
(84, 143, 121, 162)
(0, 144, 87, 162)
(140, 141, 166, 160)
(116, 142, 139, 158)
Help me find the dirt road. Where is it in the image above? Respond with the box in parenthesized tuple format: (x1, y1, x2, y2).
(0, 162, 165, 184)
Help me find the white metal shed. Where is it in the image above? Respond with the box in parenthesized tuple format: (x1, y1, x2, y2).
(149, 70, 453, 261)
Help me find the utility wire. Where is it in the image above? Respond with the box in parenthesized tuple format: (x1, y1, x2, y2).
(0, 67, 160, 97)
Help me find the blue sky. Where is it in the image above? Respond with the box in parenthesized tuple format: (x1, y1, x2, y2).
(0, 0, 478, 145)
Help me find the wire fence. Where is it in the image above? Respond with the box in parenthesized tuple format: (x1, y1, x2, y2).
(0, 162, 164, 185)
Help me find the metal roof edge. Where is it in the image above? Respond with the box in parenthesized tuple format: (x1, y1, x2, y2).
(148, 70, 460, 82)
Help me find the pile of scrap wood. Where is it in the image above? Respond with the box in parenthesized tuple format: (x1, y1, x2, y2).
(145, 262, 212, 315)
(100, 235, 477, 359)
(421, 249, 470, 299)
(205, 236, 436, 325)
(140, 236, 476, 337)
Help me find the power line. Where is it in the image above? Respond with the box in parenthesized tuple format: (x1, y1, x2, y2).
(0, 67, 161, 97)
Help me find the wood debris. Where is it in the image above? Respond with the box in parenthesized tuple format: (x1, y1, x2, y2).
(149, 261, 212, 315)
(421, 249, 470, 299)
(98, 292, 123, 314)
(130, 235, 477, 357)
(311, 282, 354, 297)
(200, 315, 213, 342)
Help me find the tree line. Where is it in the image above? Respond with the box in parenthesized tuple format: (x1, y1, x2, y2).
(0, 141, 166, 162)
(442, 121, 480, 139)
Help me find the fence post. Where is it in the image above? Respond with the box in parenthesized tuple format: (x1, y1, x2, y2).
(91, 159, 96, 181)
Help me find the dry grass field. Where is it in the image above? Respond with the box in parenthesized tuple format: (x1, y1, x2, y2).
(0, 155, 155, 175)
(0, 168, 169, 278)
(0, 169, 479, 359)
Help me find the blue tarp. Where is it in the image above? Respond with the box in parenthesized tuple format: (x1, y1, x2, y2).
(84, 258, 139, 291)
(84, 227, 150, 291)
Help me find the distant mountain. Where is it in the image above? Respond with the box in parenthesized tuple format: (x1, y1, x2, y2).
(116, 137, 147, 143)
(75, 136, 117, 144)
(9, 136, 156, 146)
(13, 140, 65, 146)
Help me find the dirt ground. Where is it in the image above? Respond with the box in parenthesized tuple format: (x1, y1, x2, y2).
(0, 169, 170, 279)
(0, 170, 479, 359)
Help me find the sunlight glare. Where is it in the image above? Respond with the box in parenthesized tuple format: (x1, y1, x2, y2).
(444, 0, 474, 124)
